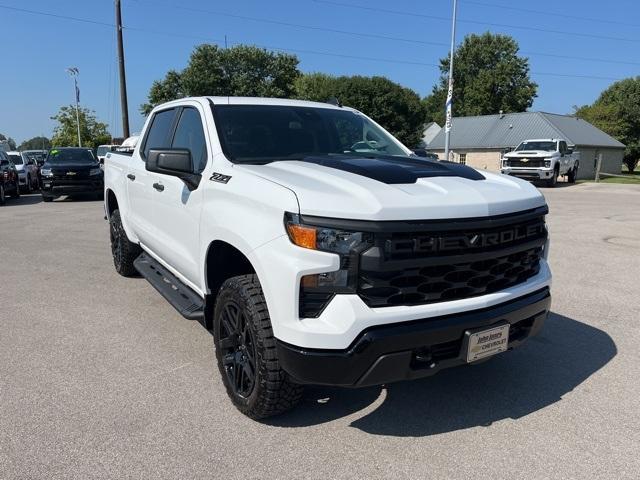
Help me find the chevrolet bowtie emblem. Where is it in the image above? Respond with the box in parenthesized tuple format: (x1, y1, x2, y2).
(521, 159, 529, 163)
(67, 171, 77, 175)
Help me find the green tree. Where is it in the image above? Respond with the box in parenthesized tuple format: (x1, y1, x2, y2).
(50, 105, 111, 148)
(142, 44, 301, 114)
(0, 133, 17, 150)
(295, 73, 427, 147)
(18, 136, 51, 151)
(575, 77, 640, 173)
(424, 32, 537, 125)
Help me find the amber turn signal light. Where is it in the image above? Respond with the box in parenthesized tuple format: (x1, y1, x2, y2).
(286, 223, 317, 249)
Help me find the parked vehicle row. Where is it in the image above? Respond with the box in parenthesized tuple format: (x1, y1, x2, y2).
(0, 147, 105, 205)
(6, 151, 40, 193)
(0, 150, 21, 204)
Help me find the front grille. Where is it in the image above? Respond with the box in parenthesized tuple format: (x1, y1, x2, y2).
(507, 158, 546, 168)
(358, 212, 547, 308)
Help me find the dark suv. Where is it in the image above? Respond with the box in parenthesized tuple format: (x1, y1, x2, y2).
(0, 151, 21, 205)
(40, 148, 104, 202)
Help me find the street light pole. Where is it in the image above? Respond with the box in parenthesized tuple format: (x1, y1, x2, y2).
(444, 0, 458, 162)
(66, 67, 82, 147)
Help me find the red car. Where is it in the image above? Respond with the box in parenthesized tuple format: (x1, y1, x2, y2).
(0, 151, 21, 205)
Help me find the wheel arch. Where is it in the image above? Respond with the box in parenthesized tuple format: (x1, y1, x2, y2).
(204, 240, 258, 329)
(105, 188, 119, 218)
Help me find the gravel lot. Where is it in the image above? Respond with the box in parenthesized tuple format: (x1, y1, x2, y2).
(1, 183, 639, 479)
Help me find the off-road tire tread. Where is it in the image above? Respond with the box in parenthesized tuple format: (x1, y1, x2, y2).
(214, 274, 303, 419)
(110, 209, 141, 277)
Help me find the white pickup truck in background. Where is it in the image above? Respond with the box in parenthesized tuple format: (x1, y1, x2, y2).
(104, 96, 552, 419)
(501, 138, 580, 187)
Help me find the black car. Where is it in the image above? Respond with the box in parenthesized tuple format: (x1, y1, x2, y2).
(0, 151, 21, 205)
(40, 148, 104, 202)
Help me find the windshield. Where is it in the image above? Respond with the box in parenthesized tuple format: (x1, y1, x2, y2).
(46, 149, 96, 164)
(213, 105, 407, 163)
(515, 141, 557, 152)
(8, 153, 23, 164)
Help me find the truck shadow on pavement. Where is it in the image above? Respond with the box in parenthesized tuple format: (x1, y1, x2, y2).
(266, 313, 616, 436)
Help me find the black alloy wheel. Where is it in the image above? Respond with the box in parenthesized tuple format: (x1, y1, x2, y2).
(218, 301, 257, 398)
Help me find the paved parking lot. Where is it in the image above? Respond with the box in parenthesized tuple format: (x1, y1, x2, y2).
(1, 184, 639, 479)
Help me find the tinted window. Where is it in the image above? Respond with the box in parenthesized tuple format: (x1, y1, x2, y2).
(46, 149, 96, 164)
(143, 109, 176, 158)
(172, 108, 207, 171)
(213, 105, 406, 163)
(8, 153, 22, 165)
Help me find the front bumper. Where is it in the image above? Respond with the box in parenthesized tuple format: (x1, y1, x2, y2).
(501, 168, 554, 181)
(277, 287, 550, 387)
(41, 178, 103, 196)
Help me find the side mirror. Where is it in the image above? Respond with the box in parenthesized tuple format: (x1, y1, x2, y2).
(147, 148, 201, 190)
(411, 148, 428, 158)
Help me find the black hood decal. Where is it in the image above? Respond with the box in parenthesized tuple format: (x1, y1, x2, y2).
(297, 155, 485, 184)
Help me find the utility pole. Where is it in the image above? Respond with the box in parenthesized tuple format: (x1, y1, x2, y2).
(444, 0, 458, 162)
(66, 67, 82, 147)
(115, 0, 130, 138)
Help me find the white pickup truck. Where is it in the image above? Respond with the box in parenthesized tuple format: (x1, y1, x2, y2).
(501, 138, 580, 187)
(104, 97, 552, 419)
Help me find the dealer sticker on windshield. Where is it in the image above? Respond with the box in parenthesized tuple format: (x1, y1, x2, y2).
(466, 324, 510, 363)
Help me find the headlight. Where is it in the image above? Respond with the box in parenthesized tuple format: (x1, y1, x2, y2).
(502, 159, 509, 167)
(544, 159, 551, 168)
(89, 168, 102, 176)
(41, 168, 53, 177)
(285, 213, 374, 316)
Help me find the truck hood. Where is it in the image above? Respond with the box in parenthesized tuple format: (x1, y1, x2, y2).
(236, 155, 546, 221)
(504, 150, 554, 158)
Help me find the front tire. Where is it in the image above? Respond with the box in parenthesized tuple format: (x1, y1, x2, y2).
(109, 209, 141, 277)
(213, 274, 303, 419)
(12, 182, 20, 198)
(0, 184, 5, 205)
(546, 168, 559, 188)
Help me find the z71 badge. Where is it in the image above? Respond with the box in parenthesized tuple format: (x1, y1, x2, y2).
(209, 172, 232, 184)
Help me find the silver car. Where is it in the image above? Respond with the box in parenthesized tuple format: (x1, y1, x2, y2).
(6, 151, 39, 193)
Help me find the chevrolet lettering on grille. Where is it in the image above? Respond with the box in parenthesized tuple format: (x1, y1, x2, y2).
(386, 221, 546, 254)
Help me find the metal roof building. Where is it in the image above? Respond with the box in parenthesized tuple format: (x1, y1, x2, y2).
(428, 112, 625, 179)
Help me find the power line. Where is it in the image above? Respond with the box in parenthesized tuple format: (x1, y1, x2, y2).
(129, 0, 449, 47)
(0, 1, 625, 82)
(311, 0, 640, 44)
(460, 0, 640, 29)
(0, 4, 113, 27)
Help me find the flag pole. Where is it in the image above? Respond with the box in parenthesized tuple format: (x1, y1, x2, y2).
(444, 0, 458, 162)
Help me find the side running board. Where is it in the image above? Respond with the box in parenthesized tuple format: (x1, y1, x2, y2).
(133, 253, 204, 321)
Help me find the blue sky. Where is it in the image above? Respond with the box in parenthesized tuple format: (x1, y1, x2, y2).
(1, 0, 638, 143)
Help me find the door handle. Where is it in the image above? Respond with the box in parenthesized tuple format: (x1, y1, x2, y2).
(152, 182, 164, 192)
(127, 173, 135, 181)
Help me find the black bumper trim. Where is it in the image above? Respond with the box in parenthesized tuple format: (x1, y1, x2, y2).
(276, 288, 551, 387)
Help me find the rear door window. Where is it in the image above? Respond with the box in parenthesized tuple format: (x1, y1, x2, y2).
(142, 108, 176, 159)
(171, 107, 208, 172)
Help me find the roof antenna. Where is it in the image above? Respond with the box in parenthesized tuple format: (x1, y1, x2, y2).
(327, 97, 342, 107)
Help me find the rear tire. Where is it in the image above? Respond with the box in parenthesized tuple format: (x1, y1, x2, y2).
(109, 209, 141, 277)
(213, 274, 303, 419)
(567, 163, 578, 184)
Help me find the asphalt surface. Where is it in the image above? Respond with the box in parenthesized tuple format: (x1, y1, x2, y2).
(1, 184, 639, 479)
